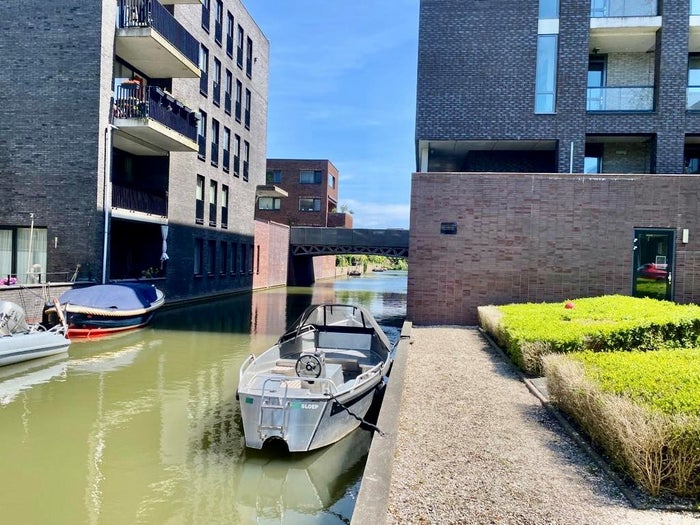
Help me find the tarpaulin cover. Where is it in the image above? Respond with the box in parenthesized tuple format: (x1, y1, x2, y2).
(59, 283, 158, 310)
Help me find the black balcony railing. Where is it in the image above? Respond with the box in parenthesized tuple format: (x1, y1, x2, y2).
(246, 56, 252, 78)
(244, 107, 250, 129)
(243, 160, 249, 181)
(113, 184, 167, 216)
(195, 199, 204, 224)
(223, 149, 230, 171)
(211, 142, 219, 166)
(117, 0, 198, 67)
(201, 3, 210, 32)
(234, 156, 240, 176)
(200, 70, 209, 95)
(235, 100, 241, 121)
(237, 46, 243, 68)
(198, 134, 206, 159)
(215, 20, 222, 45)
(209, 203, 217, 226)
(213, 81, 220, 105)
(226, 34, 233, 57)
(221, 207, 228, 228)
(114, 84, 198, 142)
(224, 93, 232, 114)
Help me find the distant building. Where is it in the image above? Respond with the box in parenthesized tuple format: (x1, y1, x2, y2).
(0, 0, 269, 303)
(409, 0, 700, 325)
(256, 159, 353, 228)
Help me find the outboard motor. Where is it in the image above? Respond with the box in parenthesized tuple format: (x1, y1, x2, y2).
(0, 301, 29, 335)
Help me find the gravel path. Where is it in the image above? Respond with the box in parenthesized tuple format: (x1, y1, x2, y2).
(385, 327, 699, 524)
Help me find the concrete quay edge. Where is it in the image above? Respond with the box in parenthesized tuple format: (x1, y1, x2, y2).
(351, 320, 412, 525)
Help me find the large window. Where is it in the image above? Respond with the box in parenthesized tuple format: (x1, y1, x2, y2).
(0, 227, 47, 284)
(258, 197, 281, 210)
(198, 110, 207, 160)
(237, 25, 244, 68)
(299, 170, 322, 184)
(534, 35, 558, 114)
(195, 175, 205, 224)
(223, 127, 231, 172)
(266, 170, 282, 184)
(221, 185, 229, 228)
(299, 198, 321, 212)
(209, 180, 218, 226)
(211, 119, 219, 166)
(213, 58, 221, 106)
(199, 45, 209, 96)
(194, 238, 203, 275)
(688, 55, 700, 110)
(539, 0, 558, 18)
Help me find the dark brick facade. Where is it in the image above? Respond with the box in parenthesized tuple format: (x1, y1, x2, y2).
(408, 172, 700, 325)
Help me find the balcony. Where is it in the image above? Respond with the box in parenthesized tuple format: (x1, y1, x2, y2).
(587, 86, 654, 111)
(589, 0, 660, 53)
(116, 0, 199, 79)
(113, 84, 198, 155)
(112, 184, 168, 223)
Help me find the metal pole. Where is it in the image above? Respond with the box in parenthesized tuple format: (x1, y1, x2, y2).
(102, 125, 116, 284)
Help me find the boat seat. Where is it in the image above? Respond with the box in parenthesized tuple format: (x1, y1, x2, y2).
(270, 365, 296, 377)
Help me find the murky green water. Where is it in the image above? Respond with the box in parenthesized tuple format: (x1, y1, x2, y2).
(0, 271, 406, 525)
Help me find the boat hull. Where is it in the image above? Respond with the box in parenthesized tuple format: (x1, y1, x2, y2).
(239, 373, 381, 452)
(64, 311, 156, 338)
(0, 331, 70, 367)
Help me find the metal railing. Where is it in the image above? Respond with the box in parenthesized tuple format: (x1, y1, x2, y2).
(114, 84, 198, 141)
(590, 0, 657, 17)
(117, 0, 198, 66)
(113, 184, 167, 216)
(200, 70, 208, 95)
(586, 86, 654, 111)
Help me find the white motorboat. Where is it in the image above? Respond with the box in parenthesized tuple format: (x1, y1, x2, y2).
(237, 304, 393, 452)
(0, 301, 71, 367)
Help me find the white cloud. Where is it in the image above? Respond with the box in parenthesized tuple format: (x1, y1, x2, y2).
(343, 200, 410, 229)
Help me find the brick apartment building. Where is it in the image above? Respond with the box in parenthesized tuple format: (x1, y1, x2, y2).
(0, 0, 269, 304)
(255, 159, 353, 228)
(409, 0, 700, 325)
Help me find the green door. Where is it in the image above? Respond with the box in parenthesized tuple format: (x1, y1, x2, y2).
(633, 229, 674, 301)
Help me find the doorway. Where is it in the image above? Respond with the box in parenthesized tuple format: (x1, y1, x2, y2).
(633, 229, 674, 301)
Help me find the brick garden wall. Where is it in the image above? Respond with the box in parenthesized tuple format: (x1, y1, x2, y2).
(408, 172, 700, 325)
(252, 220, 289, 290)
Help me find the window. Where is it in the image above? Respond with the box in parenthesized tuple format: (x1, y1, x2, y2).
(235, 80, 242, 121)
(243, 141, 249, 181)
(236, 25, 244, 69)
(328, 174, 336, 189)
(244, 89, 251, 129)
(201, 0, 210, 32)
(587, 55, 606, 111)
(249, 243, 254, 273)
(299, 198, 321, 212)
(534, 35, 557, 113)
(256, 244, 260, 274)
(214, 0, 223, 45)
(213, 58, 221, 106)
(233, 134, 241, 176)
(584, 143, 603, 174)
(258, 197, 281, 210)
(246, 37, 253, 78)
(209, 180, 217, 226)
(208, 240, 216, 275)
(226, 12, 234, 57)
(194, 238, 203, 275)
(220, 241, 228, 275)
(195, 175, 205, 223)
(198, 110, 207, 159)
(211, 119, 219, 166)
(224, 69, 232, 114)
(0, 227, 47, 285)
(266, 169, 282, 184)
(221, 185, 229, 227)
(688, 55, 700, 110)
(299, 170, 322, 184)
(240, 243, 246, 273)
(539, 0, 558, 18)
(199, 45, 209, 96)
(223, 127, 231, 172)
(231, 241, 238, 274)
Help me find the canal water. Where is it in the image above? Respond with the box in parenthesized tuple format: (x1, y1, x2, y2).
(0, 270, 406, 525)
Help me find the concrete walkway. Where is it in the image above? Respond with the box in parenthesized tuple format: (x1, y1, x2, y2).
(354, 326, 699, 525)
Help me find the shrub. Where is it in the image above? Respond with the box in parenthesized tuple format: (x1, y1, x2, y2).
(544, 353, 700, 498)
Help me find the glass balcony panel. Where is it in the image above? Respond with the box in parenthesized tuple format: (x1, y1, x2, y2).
(590, 0, 657, 17)
(586, 86, 654, 111)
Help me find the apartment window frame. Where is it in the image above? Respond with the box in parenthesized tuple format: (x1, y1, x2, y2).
(224, 69, 232, 115)
(299, 169, 323, 184)
(199, 45, 209, 96)
(243, 141, 249, 181)
(266, 169, 282, 184)
(534, 34, 558, 114)
(208, 239, 216, 275)
(213, 58, 221, 106)
(246, 37, 253, 78)
(226, 12, 234, 57)
(214, 0, 223, 46)
(299, 197, 321, 212)
(539, 0, 559, 18)
(235, 80, 242, 122)
(210, 119, 220, 167)
(244, 88, 251, 129)
(194, 238, 204, 276)
(201, 0, 210, 33)
(258, 197, 282, 210)
(220, 240, 228, 275)
(223, 126, 231, 172)
(195, 175, 205, 224)
(221, 184, 229, 228)
(198, 110, 207, 160)
(233, 134, 241, 177)
(236, 25, 244, 69)
(209, 180, 218, 227)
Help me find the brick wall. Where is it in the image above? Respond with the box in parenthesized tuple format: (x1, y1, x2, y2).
(408, 172, 700, 325)
(312, 255, 337, 281)
(252, 219, 289, 290)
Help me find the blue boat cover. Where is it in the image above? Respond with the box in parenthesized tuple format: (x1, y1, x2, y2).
(59, 283, 158, 310)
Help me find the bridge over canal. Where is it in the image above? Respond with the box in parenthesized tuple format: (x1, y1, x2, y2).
(288, 227, 409, 285)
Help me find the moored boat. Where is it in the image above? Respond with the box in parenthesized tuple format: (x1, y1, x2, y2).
(0, 301, 71, 366)
(237, 303, 393, 452)
(44, 283, 164, 338)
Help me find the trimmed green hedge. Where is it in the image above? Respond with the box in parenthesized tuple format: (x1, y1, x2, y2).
(569, 348, 700, 415)
(479, 295, 700, 374)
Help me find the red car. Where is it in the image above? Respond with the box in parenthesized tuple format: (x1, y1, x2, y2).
(637, 263, 668, 280)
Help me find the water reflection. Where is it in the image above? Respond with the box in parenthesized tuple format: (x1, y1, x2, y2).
(0, 271, 406, 524)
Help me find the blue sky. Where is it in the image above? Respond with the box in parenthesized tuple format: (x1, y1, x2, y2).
(244, 0, 419, 229)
